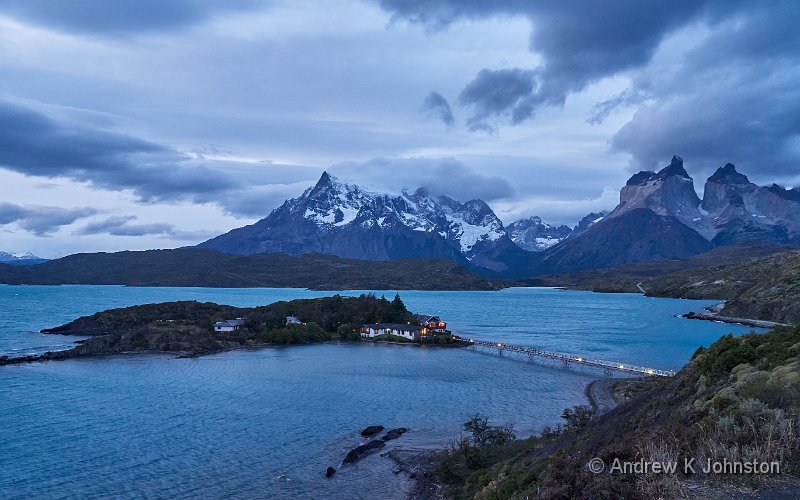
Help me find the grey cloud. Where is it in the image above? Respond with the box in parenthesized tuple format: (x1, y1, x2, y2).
(331, 156, 515, 202)
(77, 215, 212, 240)
(611, 2, 800, 179)
(0, 203, 97, 236)
(456, 68, 535, 131)
(379, 0, 714, 122)
(420, 91, 454, 127)
(0, 101, 330, 219)
(379, 0, 800, 180)
(588, 89, 648, 125)
(0, 100, 240, 202)
(0, 0, 263, 36)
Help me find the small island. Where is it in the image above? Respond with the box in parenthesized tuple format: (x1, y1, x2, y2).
(0, 294, 462, 366)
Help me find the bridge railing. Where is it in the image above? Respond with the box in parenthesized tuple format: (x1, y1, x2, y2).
(458, 337, 675, 377)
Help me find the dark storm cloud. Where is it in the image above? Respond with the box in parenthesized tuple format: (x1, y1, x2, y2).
(420, 91, 454, 127)
(379, 0, 714, 120)
(378, 0, 800, 179)
(76, 215, 211, 240)
(456, 68, 535, 132)
(0, 101, 239, 201)
(0, 0, 262, 36)
(610, 1, 800, 178)
(0, 203, 97, 236)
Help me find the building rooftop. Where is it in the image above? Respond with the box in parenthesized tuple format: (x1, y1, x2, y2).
(364, 323, 423, 332)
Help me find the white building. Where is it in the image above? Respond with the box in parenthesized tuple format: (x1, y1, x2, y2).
(360, 323, 425, 340)
(213, 318, 245, 332)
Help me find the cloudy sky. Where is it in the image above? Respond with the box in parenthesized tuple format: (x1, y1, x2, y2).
(0, 0, 798, 257)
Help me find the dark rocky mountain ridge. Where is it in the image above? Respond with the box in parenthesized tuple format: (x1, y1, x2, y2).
(531, 156, 800, 274)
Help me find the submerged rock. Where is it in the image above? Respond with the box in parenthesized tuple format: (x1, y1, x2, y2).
(342, 440, 385, 465)
(381, 428, 409, 442)
(325, 466, 336, 478)
(360, 425, 384, 437)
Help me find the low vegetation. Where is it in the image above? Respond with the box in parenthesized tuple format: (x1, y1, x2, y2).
(645, 249, 800, 324)
(423, 326, 800, 499)
(533, 243, 800, 324)
(1, 294, 419, 364)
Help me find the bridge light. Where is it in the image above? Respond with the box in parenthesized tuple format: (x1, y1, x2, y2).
(618, 364, 624, 369)
(577, 357, 583, 362)
(646, 369, 654, 374)
(497, 343, 503, 347)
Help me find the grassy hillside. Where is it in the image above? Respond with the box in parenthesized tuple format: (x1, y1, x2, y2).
(0, 248, 503, 290)
(424, 326, 800, 499)
(530, 243, 800, 324)
(529, 242, 794, 292)
(644, 249, 800, 324)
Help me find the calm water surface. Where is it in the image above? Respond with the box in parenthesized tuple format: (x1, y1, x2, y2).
(0, 286, 759, 498)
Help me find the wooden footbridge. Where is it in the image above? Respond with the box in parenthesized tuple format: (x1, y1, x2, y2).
(457, 337, 676, 377)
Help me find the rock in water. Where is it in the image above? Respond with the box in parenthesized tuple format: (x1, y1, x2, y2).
(325, 467, 336, 478)
(342, 440, 386, 465)
(360, 425, 384, 437)
(381, 428, 409, 441)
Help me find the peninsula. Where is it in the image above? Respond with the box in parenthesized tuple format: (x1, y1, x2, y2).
(0, 294, 457, 366)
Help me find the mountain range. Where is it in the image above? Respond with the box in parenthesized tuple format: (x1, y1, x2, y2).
(533, 156, 800, 274)
(199, 172, 530, 273)
(198, 156, 800, 277)
(0, 251, 46, 266)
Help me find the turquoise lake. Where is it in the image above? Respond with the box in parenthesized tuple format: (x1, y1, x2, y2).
(0, 286, 760, 499)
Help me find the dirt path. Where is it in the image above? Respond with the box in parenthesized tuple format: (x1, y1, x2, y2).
(585, 378, 618, 415)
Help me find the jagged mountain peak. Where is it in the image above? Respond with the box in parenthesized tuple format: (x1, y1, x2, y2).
(767, 183, 800, 203)
(507, 216, 572, 252)
(616, 155, 700, 223)
(658, 155, 690, 179)
(199, 174, 525, 272)
(708, 163, 750, 184)
(571, 211, 609, 237)
(625, 156, 691, 186)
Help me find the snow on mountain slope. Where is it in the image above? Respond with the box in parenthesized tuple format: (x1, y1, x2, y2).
(199, 172, 527, 272)
(506, 216, 572, 251)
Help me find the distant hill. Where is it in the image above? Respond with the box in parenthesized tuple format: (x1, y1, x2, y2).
(531, 242, 791, 290)
(533, 242, 800, 324)
(644, 248, 800, 324)
(0, 248, 504, 290)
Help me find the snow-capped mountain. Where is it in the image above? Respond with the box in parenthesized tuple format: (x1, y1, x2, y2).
(506, 216, 572, 251)
(0, 251, 47, 266)
(199, 172, 529, 272)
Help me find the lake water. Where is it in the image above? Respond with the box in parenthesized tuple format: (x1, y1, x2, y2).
(0, 286, 759, 499)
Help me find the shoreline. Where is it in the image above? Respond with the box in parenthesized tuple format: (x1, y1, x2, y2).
(585, 378, 618, 415)
(681, 311, 791, 329)
(0, 338, 470, 366)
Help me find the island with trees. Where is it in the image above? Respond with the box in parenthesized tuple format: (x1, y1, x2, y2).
(0, 294, 459, 366)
